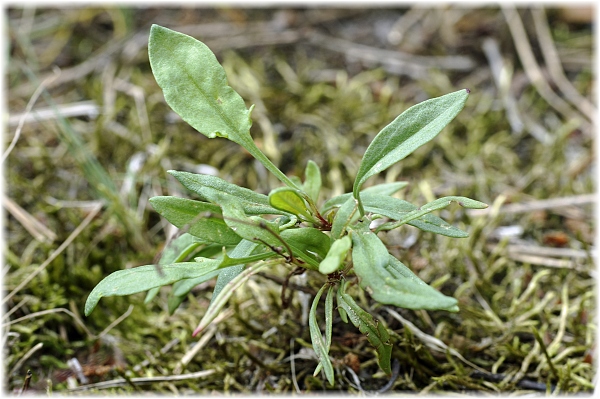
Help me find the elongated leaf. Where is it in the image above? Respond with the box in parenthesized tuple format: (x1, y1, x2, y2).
(336, 280, 392, 375)
(169, 170, 284, 215)
(330, 196, 358, 240)
(319, 236, 351, 275)
(376, 196, 487, 233)
(85, 260, 221, 316)
(324, 285, 334, 351)
(303, 160, 322, 204)
(193, 261, 270, 336)
(321, 181, 408, 214)
(309, 285, 335, 385)
(150, 196, 241, 245)
(280, 228, 331, 262)
(350, 220, 459, 312)
(353, 89, 470, 213)
(362, 195, 469, 238)
(269, 187, 315, 222)
(149, 25, 298, 189)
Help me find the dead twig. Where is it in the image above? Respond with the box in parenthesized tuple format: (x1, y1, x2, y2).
(7, 100, 100, 127)
(307, 31, 474, 79)
(467, 194, 595, 217)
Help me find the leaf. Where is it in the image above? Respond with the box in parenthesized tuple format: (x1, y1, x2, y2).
(330, 196, 359, 240)
(193, 261, 270, 336)
(336, 279, 392, 375)
(303, 160, 322, 204)
(149, 25, 299, 189)
(362, 195, 469, 238)
(349, 220, 459, 312)
(149, 196, 241, 245)
(85, 260, 221, 316)
(280, 228, 331, 263)
(375, 196, 487, 233)
(169, 170, 284, 215)
(321, 181, 408, 214)
(309, 284, 335, 385)
(268, 187, 315, 222)
(319, 236, 351, 275)
(353, 89, 470, 213)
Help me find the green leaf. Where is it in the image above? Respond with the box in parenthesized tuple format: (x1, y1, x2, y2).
(268, 187, 315, 222)
(319, 236, 351, 275)
(321, 181, 408, 214)
(376, 196, 487, 233)
(280, 228, 331, 263)
(330, 196, 359, 240)
(324, 285, 334, 352)
(303, 160, 322, 204)
(350, 220, 459, 312)
(149, 25, 298, 189)
(150, 196, 241, 245)
(362, 195, 469, 238)
(169, 170, 284, 215)
(353, 89, 470, 214)
(85, 260, 221, 316)
(309, 284, 335, 385)
(336, 279, 392, 375)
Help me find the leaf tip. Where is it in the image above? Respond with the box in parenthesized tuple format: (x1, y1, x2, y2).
(465, 88, 471, 94)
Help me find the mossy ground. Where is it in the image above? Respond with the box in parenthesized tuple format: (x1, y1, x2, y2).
(4, 6, 595, 395)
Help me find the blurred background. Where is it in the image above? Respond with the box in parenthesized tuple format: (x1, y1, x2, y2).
(3, 5, 595, 394)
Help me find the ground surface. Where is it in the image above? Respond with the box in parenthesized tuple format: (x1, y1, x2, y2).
(4, 6, 596, 395)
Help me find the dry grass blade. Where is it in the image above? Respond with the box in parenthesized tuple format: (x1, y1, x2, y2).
(2, 71, 59, 163)
(2, 195, 57, 243)
(2, 203, 102, 306)
(501, 6, 590, 133)
(385, 307, 488, 373)
(8, 343, 44, 378)
(531, 7, 596, 122)
(3, 308, 94, 339)
(67, 369, 216, 392)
